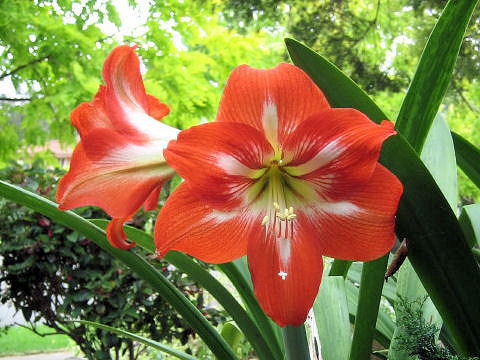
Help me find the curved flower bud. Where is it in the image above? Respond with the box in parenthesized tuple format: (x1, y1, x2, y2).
(56, 45, 178, 249)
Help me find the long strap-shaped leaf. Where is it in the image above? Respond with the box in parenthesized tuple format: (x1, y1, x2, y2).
(344, 279, 395, 349)
(395, 0, 478, 153)
(90, 220, 281, 360)
(452, 131, 480, 190)
(348, 255, 389, 360)
(218, 261, 284, 359)
(0, 180, 238, 360)
(285, 39, 480, 355)
(74, 320, 199, 360)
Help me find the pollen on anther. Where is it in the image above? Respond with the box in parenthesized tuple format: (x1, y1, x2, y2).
(261, 216, 269, 226)
(278, 271, 288, 280)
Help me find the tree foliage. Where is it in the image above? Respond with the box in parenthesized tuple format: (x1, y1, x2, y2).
(0, 0, 281, 162)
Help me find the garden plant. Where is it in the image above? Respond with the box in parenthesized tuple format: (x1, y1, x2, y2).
(1, 0, 480, 359)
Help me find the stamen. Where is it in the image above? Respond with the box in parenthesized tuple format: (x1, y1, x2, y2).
(261, 215, 269, 226)
(274, 204, 297, 222)
(278, 271, 288, 280)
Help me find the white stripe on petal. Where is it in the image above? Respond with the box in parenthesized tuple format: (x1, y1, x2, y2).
(99, 139, 169, 168)
(303, 201, 359, 219)
(124, 104, 179, 141)
(318, 201, 359, 215)
(286, 139, 345, 176)
(206, 209, 241, 224)
(262, 100, 279, 149)
(278, 236, 291, 268)
(216, 154, 259, 177)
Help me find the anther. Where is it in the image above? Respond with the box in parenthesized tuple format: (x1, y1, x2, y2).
(261, 216, 269, 226)
(273, 202, 280, 210)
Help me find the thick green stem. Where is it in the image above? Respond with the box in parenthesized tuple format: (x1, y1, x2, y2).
(281, 325, 311, 360)
(329, 259, 352, 278)
(348, 254, 389, 360)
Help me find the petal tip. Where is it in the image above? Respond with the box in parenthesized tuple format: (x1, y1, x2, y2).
(106, 218, 136, 250)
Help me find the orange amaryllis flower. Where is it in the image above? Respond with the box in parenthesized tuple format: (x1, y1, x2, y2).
(154, 63, 403, 326)
(56, 46, 178, 249)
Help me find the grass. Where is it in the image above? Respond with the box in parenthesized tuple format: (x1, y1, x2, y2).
(0, 324, 73, 356)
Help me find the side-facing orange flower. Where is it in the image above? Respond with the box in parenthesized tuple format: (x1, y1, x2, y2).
(56, 46, 179, 249)
(154, 64, 403, 326)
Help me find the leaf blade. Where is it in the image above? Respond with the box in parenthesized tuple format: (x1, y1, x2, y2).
(395, 0, 479, 153)
(452, 131, 480, 190)
(74, 320, 198, 360)
(0, 181, 238, 360)
(285, 38, 480, 355)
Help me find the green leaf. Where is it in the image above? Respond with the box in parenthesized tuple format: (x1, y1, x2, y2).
(348, 255, 389, 360)
(218, 259, 284, 359)
(74, 320, 198, 360)
(347, 261, 396, 304)
(313, 276, 351, 360)
(282, 325, 310, 360)
(420, 113, 458, 211)
(452, 131, 480, 191)
(345, 280, 395, 348)
(285, 38, 480, 356)
(218, 322, 244, 359)
(329, 259, 352, 278)
(0, 181, 238, 360)
(395, 0, 478, 153)
(459, 204, 480, 249)
(388, 113, 454, 360)
(89, 220, 279, 360)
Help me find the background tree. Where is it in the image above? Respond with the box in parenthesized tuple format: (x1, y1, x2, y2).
(0, 0, 281, 161)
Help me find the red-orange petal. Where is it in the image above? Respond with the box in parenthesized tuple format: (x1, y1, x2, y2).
(70, 90, 112, 138)
(283, 109, 396, 201)
(71, 46, 172, 142)
(164, 122, 273, 211)
(247, 216, 324, 327)
(106, 218, 135, 250)
(56, 128, 175, 218)
(304, 164, 402, 261)
(143, 185, 162, 212)
(154, 182, 252, 263)
(216, 63, 330, 144)
(147, 94, 170, 121)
